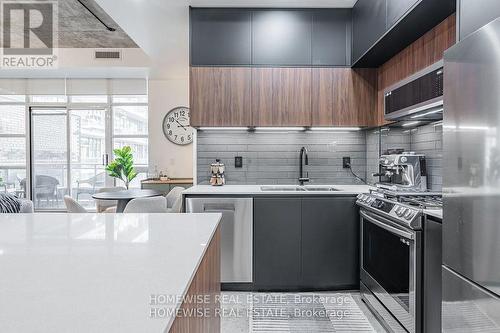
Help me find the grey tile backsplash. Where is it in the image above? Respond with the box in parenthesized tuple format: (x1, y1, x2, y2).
(197, 131, 367, 185)
(196, 123, 443, 190)
(365, 123, 443, 191)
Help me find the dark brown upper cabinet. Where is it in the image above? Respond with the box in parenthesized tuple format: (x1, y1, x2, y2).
(252, 68, 312, 126)
(312, 68, 377, 127)
(190, 67, 252, 127)
(252, 10, 312, 66)
(190, 8, 252, 66)
(312, 9, 352, 66)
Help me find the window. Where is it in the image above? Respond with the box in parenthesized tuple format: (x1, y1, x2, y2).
(30, 95, 67, 104)
(112, 96, 148, 188)
(112, 95, 148, 104)
(69, 95, 108, 104)
(0, 79, 148, 209)
(0, 95, 25, 103)
(113, 105, 148, 136)
(0, 100, 27, 197)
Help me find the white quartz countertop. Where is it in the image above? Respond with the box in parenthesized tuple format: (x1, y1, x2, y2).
(0, 213, 221, 333)
(183, 184, 373, 196)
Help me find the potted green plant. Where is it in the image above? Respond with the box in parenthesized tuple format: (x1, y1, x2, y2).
(105, 146, 138, 189)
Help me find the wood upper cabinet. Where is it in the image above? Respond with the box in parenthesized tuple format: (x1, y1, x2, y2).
(252, 68, 312, 126)
(191, 66, 376, 127)
(190, 67, 251, 127)
(312, 68, 377, 127)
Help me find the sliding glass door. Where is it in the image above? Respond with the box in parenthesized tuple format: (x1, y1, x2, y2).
(0, 96, 27, 198)
(31, 108, 68, 210)
(70, 109, 110, 208)
(31, 108, 111, 210)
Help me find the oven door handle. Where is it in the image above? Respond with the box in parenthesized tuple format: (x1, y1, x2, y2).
(360, 211, 415, 240)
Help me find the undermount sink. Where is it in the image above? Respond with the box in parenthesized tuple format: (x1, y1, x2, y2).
(304, 186, 339, 192)
(260, 186, 307, 192)
(260, 185, 339, 192)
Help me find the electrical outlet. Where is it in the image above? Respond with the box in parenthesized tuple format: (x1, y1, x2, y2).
(343, 157, 351, 169)
(235, 156, 243, 168)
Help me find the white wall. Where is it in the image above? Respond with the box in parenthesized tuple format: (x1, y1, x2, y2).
(0, 48, 150, 78)
(148, 79, 193, 178)
(95, 0, 193, 178)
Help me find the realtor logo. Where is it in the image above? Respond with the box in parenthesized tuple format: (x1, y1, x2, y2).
(0, 0, 58, 68)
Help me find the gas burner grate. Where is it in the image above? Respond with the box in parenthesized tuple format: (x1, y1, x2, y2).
(370, 188, 443, 209)
(399, 196, 443, 209)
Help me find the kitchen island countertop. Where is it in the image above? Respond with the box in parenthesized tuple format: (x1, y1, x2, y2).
(0, 213, 221, 333)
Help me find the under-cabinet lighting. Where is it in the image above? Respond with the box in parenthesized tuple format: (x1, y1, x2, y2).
(458, 125, 491, 131)
(308, 127, 362, 131)
(402, 121, 421, 127)
(410, 109, 444, 119)
(197, 127, 249, 131)
(254, 127, 306, 132)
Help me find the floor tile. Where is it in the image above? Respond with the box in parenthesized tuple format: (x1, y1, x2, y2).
(220, 291, 386, 333)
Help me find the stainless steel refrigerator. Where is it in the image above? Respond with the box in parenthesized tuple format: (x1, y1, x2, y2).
(443, 18, 500, 332)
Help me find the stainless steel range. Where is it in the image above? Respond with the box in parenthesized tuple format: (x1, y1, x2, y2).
(357, 188, 442, 333)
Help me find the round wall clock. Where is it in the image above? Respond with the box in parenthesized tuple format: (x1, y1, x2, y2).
(163, 107, 193, 146)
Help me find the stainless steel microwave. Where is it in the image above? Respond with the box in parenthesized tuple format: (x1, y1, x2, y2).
(384, 61, 444, 121)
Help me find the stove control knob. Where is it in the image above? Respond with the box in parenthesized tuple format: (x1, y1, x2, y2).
(395, 206, 404, 216)
(404, 210, 415, 220)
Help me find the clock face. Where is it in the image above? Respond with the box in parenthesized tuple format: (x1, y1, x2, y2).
(163, 107, 193, 146)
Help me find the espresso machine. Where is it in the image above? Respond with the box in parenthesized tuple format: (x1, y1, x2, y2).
(374, 151, 428, 191)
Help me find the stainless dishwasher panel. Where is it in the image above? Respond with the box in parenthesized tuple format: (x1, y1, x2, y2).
(185, 197, 253, 283)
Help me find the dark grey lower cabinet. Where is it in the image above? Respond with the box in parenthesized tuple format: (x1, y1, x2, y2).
(301, 197, 359, 290)
(253, 196, 359, 291)
(253, 198, 302, 290)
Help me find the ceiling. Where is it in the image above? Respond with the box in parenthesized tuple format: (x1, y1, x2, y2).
(188, 0, 357, 7)
(1, 0, 138, 48)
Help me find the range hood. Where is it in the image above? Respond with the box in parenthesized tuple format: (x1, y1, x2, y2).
(384, 61, 443, 121)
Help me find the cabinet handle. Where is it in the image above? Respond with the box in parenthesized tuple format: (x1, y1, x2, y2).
(203, 204, 235, 212)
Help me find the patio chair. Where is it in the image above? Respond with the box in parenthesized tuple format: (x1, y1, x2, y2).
(34, 175, 60, 207)
(75, 172, 105, 200)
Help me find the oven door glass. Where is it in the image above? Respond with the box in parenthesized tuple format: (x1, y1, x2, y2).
(363, 219, 410, 310)
(361, 212, 420, 333)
